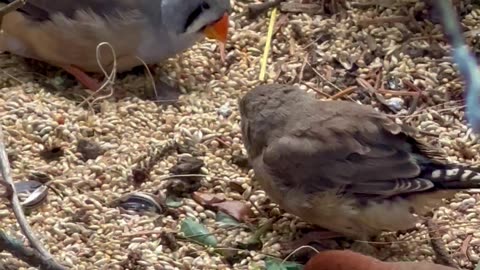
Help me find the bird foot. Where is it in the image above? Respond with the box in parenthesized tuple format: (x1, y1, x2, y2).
(61, 64, 127, 98)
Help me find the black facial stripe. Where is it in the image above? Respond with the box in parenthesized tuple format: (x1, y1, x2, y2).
(184, 2, 210, 32)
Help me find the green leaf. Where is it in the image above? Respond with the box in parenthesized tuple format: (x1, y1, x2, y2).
(165, 195, 183, 208)
(238, 219, 273, 250)
(180, 217, 218, 247)
(475, 261, 480, 270)
(265, 258, 303, 270)
(215, 211, 247, 228)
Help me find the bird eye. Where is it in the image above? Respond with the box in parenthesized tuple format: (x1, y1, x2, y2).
(201, 2, 210, 9)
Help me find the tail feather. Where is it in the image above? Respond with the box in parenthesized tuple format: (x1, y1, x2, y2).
(420, 163, 480, 189)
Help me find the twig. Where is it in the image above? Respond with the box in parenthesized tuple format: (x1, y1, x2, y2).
(259, 7, 278, 81)
(356, 77, 397, 113)
(357, 15, 411, 26)
(306, 62, 355, 101)
(459, 234, 472, 260)
(427, 219, 460, 269)
(0, 231, 65, 270)
(329, 86, 357, 100)
(247, 0, 284, 19)
(301, 83, 333, 99)
(279, 2, 323, 15)
(377, 89, 419, 96)
(403, 80, 423, 114)
(349, 1, 400, 9)
(0, 126, 66, 269)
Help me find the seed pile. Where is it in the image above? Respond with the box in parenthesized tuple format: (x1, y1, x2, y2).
(1, 0, 480, 269)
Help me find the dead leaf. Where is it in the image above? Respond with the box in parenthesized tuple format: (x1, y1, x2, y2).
(77, 139, 105, 161)
(169, 156, 204, 174)
(212, 201, 254, 222)
(192, 192, 253, 221)
(228, 182, 246, 194)
(192, 192, 225, 205)
(166, 178, 202, 197)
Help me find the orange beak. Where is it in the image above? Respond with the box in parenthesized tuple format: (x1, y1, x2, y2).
(203, 13, 229, 43)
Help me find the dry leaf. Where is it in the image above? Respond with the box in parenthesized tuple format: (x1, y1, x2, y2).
(192, 192, 225, 205)
(192, 192, 253, 222)
(212, 201, 254, 222)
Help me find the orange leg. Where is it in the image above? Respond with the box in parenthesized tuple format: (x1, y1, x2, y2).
(60, 65, 103, 92)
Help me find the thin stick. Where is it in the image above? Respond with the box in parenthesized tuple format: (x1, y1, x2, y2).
(306, 62, 355, 101)
(259, 7, 278, 81)
(329, 86, 357, 100)
(247, 0, 283, 19)
(357, 15, 411, 26)
(427, 219, 459, 269)
(0, 126, 65, 269)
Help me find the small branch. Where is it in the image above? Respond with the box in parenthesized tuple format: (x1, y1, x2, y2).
(427, 219, 460, 269)
(247, 0, 284, 19)
(329, 86, 357, 100)
(459, 234, 472, 260)
(0, 231, 64, 270)
(357, 15, 411, 27)
(279, 3, 323, 15)
(0, 126, 66, 269)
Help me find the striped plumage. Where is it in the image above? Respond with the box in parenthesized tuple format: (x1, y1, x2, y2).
(239, 84, 480, 239)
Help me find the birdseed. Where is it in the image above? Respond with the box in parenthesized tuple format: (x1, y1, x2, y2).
(0, 0, 480, 269)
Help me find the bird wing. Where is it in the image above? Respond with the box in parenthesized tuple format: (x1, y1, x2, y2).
(2, 0, 142, 21)
(0, 0, 150, 72)
(261, 102, 441, 197)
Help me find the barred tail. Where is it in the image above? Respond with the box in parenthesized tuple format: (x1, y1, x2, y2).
(420, 163, 480, 189)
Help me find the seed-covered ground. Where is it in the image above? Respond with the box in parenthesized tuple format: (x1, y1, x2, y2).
(1, 0, 480, 269)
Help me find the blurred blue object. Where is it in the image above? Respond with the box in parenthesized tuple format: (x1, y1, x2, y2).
(435, 0, 480, 133)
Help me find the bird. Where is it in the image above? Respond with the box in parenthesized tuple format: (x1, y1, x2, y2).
(239, 84, 480, 241)
(304, 250, 457, 270)
(0, 0, 231, 93)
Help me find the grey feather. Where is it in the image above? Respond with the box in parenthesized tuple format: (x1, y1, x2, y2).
(0, 0, 231, 73)
(240, 84, 480, 198)
(239, 84, 480, 238)
(0, 0, 140, 21)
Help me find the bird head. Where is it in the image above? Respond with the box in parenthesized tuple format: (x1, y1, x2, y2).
(181, 0, 231, 43)
(239, 84, 305, 158)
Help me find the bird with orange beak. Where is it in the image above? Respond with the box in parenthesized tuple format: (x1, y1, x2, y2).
(0, 0, 231, 95)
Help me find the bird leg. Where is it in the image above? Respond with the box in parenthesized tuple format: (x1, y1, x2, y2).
(60, 64, 104, 93)
(60, 64, 133, 100)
